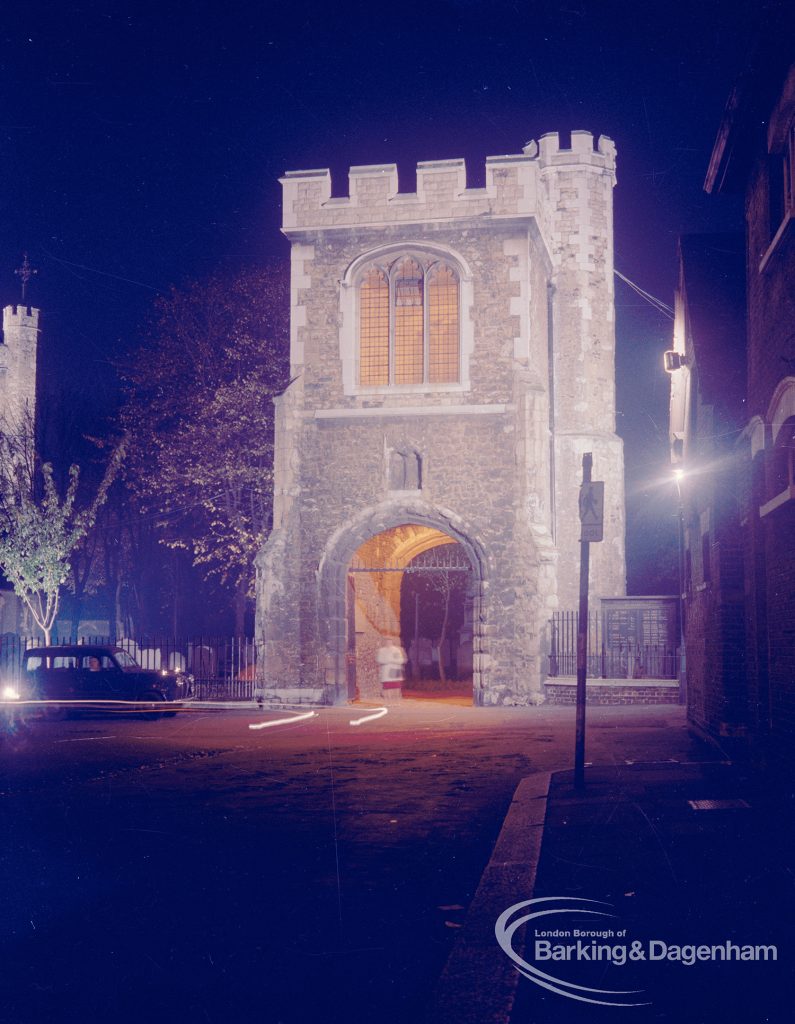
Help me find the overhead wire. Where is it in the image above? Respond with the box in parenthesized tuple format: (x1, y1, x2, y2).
(614, 268, 674, 320)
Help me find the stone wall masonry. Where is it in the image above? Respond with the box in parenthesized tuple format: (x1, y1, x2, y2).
(256, 399, 555, 702)
(539, 131, 624, 606)
(294, 223, 543, 412)
(543, 156, 617, 438)
(553, 432, 626, 609)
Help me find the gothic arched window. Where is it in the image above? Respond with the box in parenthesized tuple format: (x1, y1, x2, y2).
(358, 255, 460, 386)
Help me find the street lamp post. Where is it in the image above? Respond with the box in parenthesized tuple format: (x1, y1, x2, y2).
(674, 469, 686, 704)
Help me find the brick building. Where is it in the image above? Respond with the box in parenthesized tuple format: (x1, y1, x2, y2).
(668, 236, 746, 736)
(255, 132, 626, 706)
(670, 28, 795, 760)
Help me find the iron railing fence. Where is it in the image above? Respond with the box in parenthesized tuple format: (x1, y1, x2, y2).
(548, 611, 678, 680)
(0, 634, 259, 700)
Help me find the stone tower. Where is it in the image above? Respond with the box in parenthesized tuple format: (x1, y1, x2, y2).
(255, 131, 625, 706)
(0, 303, 39, 434)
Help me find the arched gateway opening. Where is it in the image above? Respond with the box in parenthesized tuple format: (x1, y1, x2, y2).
(347, 525, 475, 701)
(318, 509, 485, 705)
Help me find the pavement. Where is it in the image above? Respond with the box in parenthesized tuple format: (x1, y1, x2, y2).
(431, 746, 794, 1024)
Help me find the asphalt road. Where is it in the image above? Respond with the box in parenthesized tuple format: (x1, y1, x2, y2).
(0, 700, 708, 1024)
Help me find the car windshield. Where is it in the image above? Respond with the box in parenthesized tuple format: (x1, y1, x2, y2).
(113, 650, 141, 669)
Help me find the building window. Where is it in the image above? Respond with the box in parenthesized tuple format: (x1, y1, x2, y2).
(358, 255, 460, 386)
(701, 532, 711, 584)
(759, 417, 795, 517)
(770, 419, 795, 494)
(768, 122, 795, 240)
(360, 267, 390, 386)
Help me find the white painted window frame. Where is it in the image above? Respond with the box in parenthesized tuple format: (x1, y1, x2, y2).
(760, 121, 795, 272)
(339, 242, 474, 397)
(758, 377, 795, 516)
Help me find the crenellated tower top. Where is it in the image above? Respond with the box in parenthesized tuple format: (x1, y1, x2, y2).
(280, 131, 616, 234)
(2, 304, 40, 333)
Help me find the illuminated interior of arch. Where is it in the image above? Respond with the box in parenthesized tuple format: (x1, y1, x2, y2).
(348, 525, 473, 699)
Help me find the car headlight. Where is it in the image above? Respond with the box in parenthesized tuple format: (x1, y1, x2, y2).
(2, 685, 21, 701)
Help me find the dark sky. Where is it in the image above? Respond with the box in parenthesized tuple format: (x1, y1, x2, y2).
(0, 0, 772, 588)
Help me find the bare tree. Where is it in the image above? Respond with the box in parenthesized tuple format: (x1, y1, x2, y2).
(0, 412, 124, 643)
(119, 262, 289, 635)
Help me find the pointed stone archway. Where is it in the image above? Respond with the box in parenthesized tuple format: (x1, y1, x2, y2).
(317, 501, 488, 705)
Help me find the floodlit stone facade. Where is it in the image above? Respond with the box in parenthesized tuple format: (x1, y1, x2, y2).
(0, 304, 39, 434)
(256, 131, 626, 706)
(0, 304, 40, 635)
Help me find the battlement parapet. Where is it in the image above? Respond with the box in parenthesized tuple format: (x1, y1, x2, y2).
(3, 304, 40, 332)
(537, 131, 616, 174)
(280, 131, 616, 232)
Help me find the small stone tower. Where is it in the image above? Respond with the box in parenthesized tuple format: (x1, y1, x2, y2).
(0, 303, 39, 434)
(256, 131, 626, 706)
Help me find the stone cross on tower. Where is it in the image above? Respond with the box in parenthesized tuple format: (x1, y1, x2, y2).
(14, 253, 38, 303)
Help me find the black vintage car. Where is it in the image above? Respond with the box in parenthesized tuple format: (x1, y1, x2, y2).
(18, 645, 192, 717)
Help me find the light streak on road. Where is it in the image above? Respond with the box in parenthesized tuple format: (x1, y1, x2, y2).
(248, 710, 317, 730)
(3, 699, 172, 707)
(349, 707, 388, 727)
(1, 699, 181, 713)
(55, 735, 118, 743)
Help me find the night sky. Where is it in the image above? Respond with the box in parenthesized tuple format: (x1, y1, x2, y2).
(0, 1, 770, 590)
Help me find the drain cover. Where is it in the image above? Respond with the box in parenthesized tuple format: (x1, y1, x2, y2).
(688, 798, 750, 811)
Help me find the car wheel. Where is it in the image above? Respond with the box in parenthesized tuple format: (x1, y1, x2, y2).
(140, 690, 166, 720)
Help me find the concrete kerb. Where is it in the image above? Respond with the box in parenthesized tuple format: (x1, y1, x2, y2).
(426, 772, 551, 1024)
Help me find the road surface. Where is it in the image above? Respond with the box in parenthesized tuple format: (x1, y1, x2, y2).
(0, 700, 708, 1024)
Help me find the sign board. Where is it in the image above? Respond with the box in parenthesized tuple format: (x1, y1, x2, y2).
(579, 480, 604, 542)
(602, 597, 678, 650)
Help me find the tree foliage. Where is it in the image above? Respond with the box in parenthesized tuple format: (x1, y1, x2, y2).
(0, 413, 124, 643)
(119, 263, 289, 630)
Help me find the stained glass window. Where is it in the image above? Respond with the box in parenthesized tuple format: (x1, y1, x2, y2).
(394, 259, 424, 384)
(358, 255, 460, 387)
(428, 264, 459, 384)
(359, 267, 389, 386)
